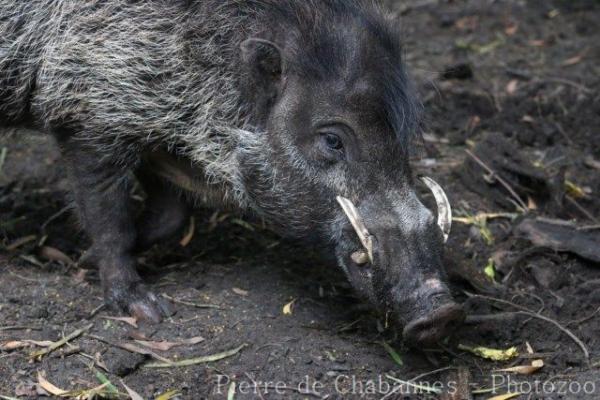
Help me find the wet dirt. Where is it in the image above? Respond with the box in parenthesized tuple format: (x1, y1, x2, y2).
(1, 0, 599, 399)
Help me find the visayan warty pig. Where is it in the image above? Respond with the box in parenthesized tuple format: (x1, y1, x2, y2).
(0, 0, 463, 345)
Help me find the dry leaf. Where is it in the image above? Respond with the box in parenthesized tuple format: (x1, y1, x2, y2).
(127, 329, 149, 341)
(180, 216, 195, 247)
(37, 371, 67, 396)
(283, 299, 296, 315)
(30, 323, 93, 360)
(145, 344, 247, 368)
(528, 39, 545, 47)
(504, 22, 519, 36)
(39, 246, 73, 264)
(135, 336, 204, 352)
(15, 382, 38, 397)
(227, 382, 236, 400)
(121, 380, 144, 400)
(180, 336, 204, 345)
(496, 359, 544, 375)
(6, 235, 37, 251)
(565, 180, 587, 199)
(115, 342, 172, 363)
(466, 115, 481, 132)
(455, 16, 479, 31)
(522, 115, 535, 123)
(27, 340, 54, 347)
(102, 316, 138, 328)
(155, 389, 181, 400)
(459, 344, 519, 361)
(584, 156, 600, 170)
(527, 196, 538, 210)
(232, 287, 249, 296)
(562, 54, 584, 66)
(94, 352, 109, 372)
(525, 341, 534, 354)
(1, 341, 30, 351)
(73, 268, 88, 283)
(506, 80, 518, 94)
(487, 393, 522, 400)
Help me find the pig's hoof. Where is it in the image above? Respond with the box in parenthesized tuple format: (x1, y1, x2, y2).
(108, 284, 174, 323)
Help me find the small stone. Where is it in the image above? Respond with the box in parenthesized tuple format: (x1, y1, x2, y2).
(104, 348, 146, 377)
(531, 261, 564, 290)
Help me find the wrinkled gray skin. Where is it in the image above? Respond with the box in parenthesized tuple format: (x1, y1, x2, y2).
(0, 0, 463, 345)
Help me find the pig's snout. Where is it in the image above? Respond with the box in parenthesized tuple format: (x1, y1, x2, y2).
(335, 180, 464, 345)
(390, 278, 464, 346)
(402, 296, 465, 346)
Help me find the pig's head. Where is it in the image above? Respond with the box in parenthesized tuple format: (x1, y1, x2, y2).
(236, 3, 464, 345)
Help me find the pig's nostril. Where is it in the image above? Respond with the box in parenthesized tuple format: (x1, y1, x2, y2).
(402, 303, 465, 346)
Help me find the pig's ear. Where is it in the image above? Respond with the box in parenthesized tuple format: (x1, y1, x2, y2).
(240, 38, 284, 87)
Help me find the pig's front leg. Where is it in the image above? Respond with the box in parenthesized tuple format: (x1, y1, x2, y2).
(135, 168, 190, 251)
(62, 143, 172, 323)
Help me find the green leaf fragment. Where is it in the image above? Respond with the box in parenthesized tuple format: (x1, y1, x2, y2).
(381, 341, 403, 366)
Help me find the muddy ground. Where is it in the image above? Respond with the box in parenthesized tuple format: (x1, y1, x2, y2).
(1, 0, 599, 399)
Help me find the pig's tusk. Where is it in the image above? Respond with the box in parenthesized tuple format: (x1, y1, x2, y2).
(420, 176, 452, 242)
(336, 196, 374, 263)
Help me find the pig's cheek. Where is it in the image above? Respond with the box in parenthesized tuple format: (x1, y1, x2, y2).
(349, 267, 376, 302)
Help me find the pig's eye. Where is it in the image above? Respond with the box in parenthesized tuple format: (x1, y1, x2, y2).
(320, 131, 344, 154)
(316, 125, 349, 162)
(324, 133, 343, 151)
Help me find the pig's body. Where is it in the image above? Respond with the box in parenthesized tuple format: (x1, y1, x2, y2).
(0, 0, 464, 344)
(1, 1, 253, 202)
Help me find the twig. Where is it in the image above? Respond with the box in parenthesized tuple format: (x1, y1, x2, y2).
(536, 77, 593, 94)
(465, 312, 520, 324)
(144, 344, 247, 368)
(337, 318, 363, 333)
(0, 325, 42, 332)
(565, 195, 599, 223)
(88, 303, 106, 319)
(161, 293, 223, 309)
(465, 293, 589, 361)
(566, 307, 600, 327)
(464, 149, 528, 211)
(553, 122, 573, 145)
(9, 269, 47, 282)
(577, 224, 600, 231)
(88, 334, 172, 364)
(40, 206, 71, 232)
(453, 212, 517, 224)
(0, 147, 7, 174)
(5, 235, 37, 251)
(30, 323, 93, 360)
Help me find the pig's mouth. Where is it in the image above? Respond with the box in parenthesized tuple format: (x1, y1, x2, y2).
(336, 177, 463, 344)
(402, 302, 464, 345)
